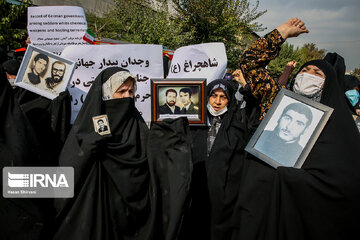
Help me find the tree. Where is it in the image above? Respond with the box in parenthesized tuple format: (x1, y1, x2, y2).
(0, 0, 32, 51)
(267, 42, 327, 80)
(299, 43, 326, 63)
(267, 43, 304, 79)
(171, 0, 266, 68)
(351, 66, 360, 79)
(86, 0, 189, 50)
(86, 0, 266, 69)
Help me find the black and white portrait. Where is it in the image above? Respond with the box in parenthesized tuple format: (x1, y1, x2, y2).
(245, 89, 333, 168)
(15, 45, 75, 100)
(45, 61, 67, 89)
(26, 52, 49, 85)
(92, 115, 111, 135)
(254, 101, 320, 167)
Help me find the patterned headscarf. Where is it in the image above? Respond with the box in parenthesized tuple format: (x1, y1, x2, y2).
(102, 70, 137, 100)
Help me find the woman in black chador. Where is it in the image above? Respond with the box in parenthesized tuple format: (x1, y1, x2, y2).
(226, 18, 360, 240)
(53, 67, 192, 240)
(0, 65, 53, 239)
(180, 78, 250, 240)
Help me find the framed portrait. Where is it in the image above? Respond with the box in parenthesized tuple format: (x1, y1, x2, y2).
(151, 78, 206, 126)
(14, 45, 75, 100)
(92, 115, 111, 136)
(245, 88, 333, 169)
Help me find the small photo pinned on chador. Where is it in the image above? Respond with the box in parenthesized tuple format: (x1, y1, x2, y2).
(92, 115, 111, 135)
(14, 45, 75, 100)
(245, 89, 333, 168)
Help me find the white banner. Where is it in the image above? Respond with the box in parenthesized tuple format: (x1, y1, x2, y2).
(61, 44, 164, 123)
(167, 42, 227, 83)
(27, 6, 88, 55)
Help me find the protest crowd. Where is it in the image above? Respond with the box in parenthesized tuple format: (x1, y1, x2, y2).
(1, 4, 360, 240)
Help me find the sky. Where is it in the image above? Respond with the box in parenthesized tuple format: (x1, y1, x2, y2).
(251, 0, 360, 71)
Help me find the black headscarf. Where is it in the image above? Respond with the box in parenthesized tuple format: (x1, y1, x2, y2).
(231, 56, 360, 240)
(324, 52, 346, 93)
(344, 75, 360, 91)
(207, 79, 236, 109)
(343, 74, 360, 114)
(2, 59, 20, 75)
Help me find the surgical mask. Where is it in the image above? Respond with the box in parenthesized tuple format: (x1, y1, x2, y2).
(293, 72, 325, 96)
(207, 103, 228, 117)
(345, 89, 360, 106)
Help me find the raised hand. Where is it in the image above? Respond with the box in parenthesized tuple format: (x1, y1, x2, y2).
(276, 18, 309, 40)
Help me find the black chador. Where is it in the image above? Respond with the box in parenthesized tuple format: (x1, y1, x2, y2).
(53, 67, 192, 240)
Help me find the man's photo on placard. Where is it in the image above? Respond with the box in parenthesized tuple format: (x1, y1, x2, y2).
(245, 89, 333, 168)
(158, 88, 182, 115)
(254, 101, 319, 167)
(15, 45, 75, 100)
(26, 52, 49, 85)
(158, 86, 200, 117)
(151, 79, 206, 126)
(179, 87, 199, 114)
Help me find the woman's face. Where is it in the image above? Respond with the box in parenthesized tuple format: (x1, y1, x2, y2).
(209, 88, 228, 111)
(299, 65, 326, 85)
(113, 79, 135, 99)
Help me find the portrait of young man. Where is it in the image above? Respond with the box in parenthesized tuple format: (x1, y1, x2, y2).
(45, 61, 66, 89)
(27, 53, 49, 85)
(97, 119, 109, 133)
(254, 102, 313, 167)
(179, 87, 199, 114)
(159, 88, 181, 114)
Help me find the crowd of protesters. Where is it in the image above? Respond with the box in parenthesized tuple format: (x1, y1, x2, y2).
(1, 17, 360, 240)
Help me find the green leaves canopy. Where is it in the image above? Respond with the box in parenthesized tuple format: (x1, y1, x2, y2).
(0, 0, 32, 50)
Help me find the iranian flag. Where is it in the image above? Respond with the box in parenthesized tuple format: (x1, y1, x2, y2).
(83, 29, 95, 44)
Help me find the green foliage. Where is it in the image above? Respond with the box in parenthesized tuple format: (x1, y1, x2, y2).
(351, 66, 360, 79)
(86, 0, 189, 50)
(299, 43, 326, 63)
(0, 0, 32, 50)
(268, 43, 304, 79)
(86, 0, 266, 69)
(268, 42, 327, 80)
(172, 0, 266, 69)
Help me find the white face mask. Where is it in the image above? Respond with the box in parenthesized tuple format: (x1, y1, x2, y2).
(293, 72, 325, 96)
(207, 103, 228, 117)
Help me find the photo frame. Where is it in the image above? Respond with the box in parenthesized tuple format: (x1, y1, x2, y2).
(245, 88, 333, 169)
(151, 78, 206, 126)
(92, 115, 111, 136)
(14, 45, 75, 100)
